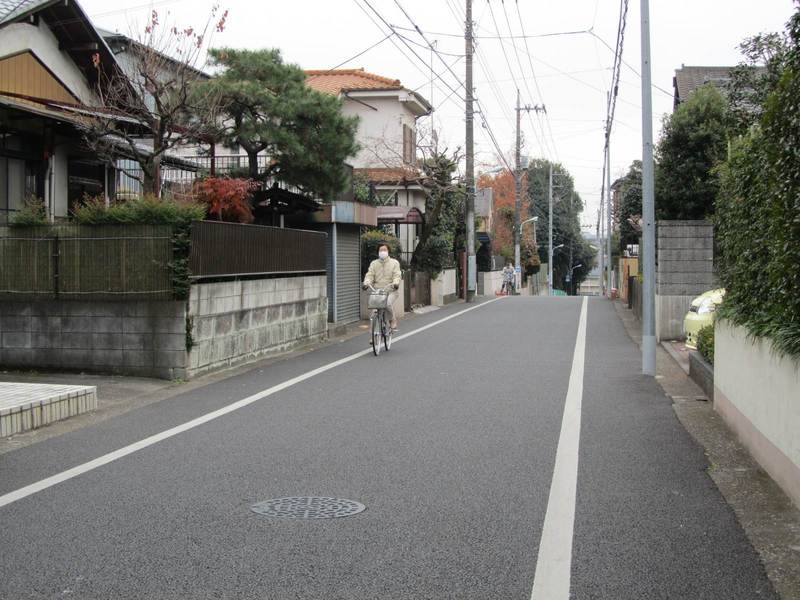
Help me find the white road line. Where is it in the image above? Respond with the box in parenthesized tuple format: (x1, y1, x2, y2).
(530, 296, 588, 600)
(0, 298, 502, 510)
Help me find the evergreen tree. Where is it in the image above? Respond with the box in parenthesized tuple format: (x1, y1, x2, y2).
(655, 85, 728, 219)
(199, 48, 359, 199)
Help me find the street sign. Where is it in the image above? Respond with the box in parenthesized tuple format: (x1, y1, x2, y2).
(515, 266, 521, 273)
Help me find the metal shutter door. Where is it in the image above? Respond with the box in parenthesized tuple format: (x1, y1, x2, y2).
(324, 225, 334, 322)
(335, 226, 361, 324)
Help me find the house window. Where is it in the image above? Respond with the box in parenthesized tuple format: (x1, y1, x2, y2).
(402, 124, 416, 165)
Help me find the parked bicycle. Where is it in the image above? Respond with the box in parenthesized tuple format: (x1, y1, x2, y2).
(366, 285, 394, 356)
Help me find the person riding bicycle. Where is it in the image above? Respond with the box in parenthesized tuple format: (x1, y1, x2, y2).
(362, 244, 402, 331)
(502, 262, 516, 294)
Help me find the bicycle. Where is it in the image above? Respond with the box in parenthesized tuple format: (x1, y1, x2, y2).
(366, 285, 394, 356)
(502, 277, 516, 295)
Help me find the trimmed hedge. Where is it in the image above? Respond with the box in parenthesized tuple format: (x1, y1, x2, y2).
(73, 195, 206, 226)
(716, 10, 800, 359)
(697, 325, 715, 365)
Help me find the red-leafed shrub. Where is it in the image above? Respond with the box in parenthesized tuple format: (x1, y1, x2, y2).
(193, 177, 257, 223)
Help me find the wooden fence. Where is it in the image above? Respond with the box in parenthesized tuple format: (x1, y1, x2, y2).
(188, 221, 326, 279)
(0, 225, 174, 300)
(0, 221, 328, 300)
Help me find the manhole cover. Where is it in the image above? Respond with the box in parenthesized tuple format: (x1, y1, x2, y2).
(250, 497, 366, 519)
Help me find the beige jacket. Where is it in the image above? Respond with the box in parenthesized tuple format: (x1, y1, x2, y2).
(364, 257, 402, 289)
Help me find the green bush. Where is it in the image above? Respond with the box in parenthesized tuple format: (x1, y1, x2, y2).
(361, 229, 402, 276)
(696, 325, 715, 365)
(9, 197, 49, 227)
(72, 195, 206, 226)
(716, 10, 800, 359)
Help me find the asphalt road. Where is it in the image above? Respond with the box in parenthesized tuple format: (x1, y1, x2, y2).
(0, 297, 775, 599)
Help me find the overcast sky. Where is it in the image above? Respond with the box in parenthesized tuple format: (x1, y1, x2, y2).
(82, 0, 796, 227)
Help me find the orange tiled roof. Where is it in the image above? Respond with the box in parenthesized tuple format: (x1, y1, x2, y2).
(305, 68, 403, 96)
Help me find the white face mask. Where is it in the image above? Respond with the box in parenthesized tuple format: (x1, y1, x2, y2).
(379, 250, 389, 260)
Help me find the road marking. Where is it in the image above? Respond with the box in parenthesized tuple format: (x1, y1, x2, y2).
(0, 298, 502, 510)
(530, 296, 588, 600)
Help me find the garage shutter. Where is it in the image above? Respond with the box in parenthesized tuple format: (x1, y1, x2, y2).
(336, 226, 361, 324)
(324, 225, 334, 322)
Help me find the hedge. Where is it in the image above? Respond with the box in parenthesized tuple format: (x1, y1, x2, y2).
(697, 325, 715, 366)
(716, 10, 800, 359)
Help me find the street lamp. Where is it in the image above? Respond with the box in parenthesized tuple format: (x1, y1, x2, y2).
(567, 263, 583, 295)
(515, 216, 539, 290)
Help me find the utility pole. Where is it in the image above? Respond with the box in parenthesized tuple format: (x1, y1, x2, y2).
(640, 0, 656, 375)
(514, 94, 546, 293)
(547, 163, 553, 296)
(464, 0, 476, 302)
(599, 157, 605, 297)
(606, 135, 612, 298)
(514, 88, 522, 292)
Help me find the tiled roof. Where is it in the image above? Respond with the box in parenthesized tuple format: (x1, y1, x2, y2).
(0, 0, 49, 24)
(673, 66, 736, 104)
(354, 167, 422, 184)
(305, 68, 403, 96)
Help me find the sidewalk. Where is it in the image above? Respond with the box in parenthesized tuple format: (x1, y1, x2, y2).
(613, 300, 800, 599)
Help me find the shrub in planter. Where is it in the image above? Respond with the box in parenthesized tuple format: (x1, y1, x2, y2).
(73, 195, 206, 226)
(9, 196, 49, 227)
(696, 324, 715, 365)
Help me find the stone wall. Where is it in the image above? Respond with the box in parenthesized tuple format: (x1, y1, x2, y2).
(0, 275, 328, 380)
(656, 220, 715, 340)
(187, 275, 327, 378)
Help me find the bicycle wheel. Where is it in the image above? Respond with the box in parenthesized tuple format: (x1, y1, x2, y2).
(383, 314, 392, 351)
(371, 313, 381, 356)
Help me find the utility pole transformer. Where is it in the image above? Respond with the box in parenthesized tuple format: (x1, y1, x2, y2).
(514, 95, 546, 293)
(465, 0, 476, 301)
(640, 0, 657, 375)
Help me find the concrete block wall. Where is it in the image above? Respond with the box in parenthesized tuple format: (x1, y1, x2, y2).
(187, 275, 328, 378)
(0, 300, 188, 379)
(478, 271, 503, 296)
(431, 269, 458, 306)
(0, 275, 329, 380)
(715, 321, 800, 508)
(656, 220, 715, 340)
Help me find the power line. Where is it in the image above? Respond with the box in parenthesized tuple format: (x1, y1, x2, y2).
(360, 0, 466, 102)
(329, 33, 394, 70)
(514, 0, 560, 162)
(351, 0, 464, 113)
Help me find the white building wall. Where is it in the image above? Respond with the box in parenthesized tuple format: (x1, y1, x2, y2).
(342, 96, 417, 169)
(0, 22, 100, 105)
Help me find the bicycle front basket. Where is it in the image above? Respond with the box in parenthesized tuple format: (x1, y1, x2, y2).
(368, 291, 389, 309)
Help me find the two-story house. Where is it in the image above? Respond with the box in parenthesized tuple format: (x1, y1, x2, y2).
(305, 69, 432, 260)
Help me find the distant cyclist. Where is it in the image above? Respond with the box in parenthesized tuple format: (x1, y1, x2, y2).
(502, 262, 516, 294)
(363, 244, 401, 331)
